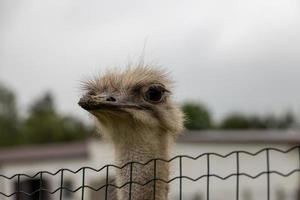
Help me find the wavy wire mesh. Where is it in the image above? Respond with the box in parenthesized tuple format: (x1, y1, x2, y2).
(1, 145, 300, 200)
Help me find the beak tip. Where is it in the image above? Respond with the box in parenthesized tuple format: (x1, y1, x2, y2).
(78, 98, 90, 110)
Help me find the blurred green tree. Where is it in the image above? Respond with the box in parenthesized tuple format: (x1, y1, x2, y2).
(277, 112, 295, 129)
(220, 113, 251, 129)
(21, 92, 93, 144)
(0, 83, 20, 146)
(182, 102, 212, 130)
(220, 112, 295, 130)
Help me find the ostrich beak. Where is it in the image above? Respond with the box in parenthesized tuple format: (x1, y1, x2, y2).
(78, 94, 143, 111)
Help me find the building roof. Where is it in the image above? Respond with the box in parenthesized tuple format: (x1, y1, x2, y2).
(1, 130, 300, 164)
(0, 141, 88, 164)
(178, 130, 300, 144)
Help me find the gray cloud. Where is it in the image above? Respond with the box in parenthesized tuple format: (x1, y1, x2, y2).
(0, 0, 300, 121)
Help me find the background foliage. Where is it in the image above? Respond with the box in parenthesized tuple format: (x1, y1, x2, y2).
(182, 102, 212, 130)
(182, 102, 296, 130)
(0, 82, 297, 147)
(0, 83, 93, 147)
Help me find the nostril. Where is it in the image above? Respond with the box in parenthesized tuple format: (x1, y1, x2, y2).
(106, 97, 116, 102)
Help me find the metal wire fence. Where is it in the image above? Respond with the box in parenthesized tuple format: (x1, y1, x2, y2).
(0, 145, 300, 200)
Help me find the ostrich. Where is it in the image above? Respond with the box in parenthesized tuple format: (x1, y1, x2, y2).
(78, 65, 184, 200)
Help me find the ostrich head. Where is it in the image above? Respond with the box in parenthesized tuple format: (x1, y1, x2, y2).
(79, 66, 184, 200)
(78, 66, 184, 142)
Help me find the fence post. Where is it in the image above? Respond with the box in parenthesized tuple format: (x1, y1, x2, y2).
(266, 149, 270, 200)
(105, 166, 109, 200)
(207, 154, 210, 200)
(17, 174, 20, 200)
(39, 172, 43, 200)
(129, 162, 133, 200)
(153, 159, 157, 200)
(236, 152, 240, 200)
(179, 157, 183, 200)
(59, 170, 64, 200)
(81, 168, 86, 200)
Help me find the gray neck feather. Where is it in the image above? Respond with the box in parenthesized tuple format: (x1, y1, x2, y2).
(113, 130, 171, 200)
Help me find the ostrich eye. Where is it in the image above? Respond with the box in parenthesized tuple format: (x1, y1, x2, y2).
(144, 85, 165, 103)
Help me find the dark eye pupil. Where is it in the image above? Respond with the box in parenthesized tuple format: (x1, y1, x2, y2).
(145, 87, 163, 102)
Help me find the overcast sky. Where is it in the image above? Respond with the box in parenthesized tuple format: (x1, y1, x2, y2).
(0, 0, 300, 121)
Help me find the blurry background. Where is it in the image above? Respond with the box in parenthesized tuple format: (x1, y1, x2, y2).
(1, 0, 300, 199)
(1, 0, 300, 146)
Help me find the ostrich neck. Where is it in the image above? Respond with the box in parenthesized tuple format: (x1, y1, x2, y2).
(113, 128, 172, 200)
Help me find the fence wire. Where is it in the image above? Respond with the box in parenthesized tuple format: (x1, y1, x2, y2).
(0, 145, 300, 199)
